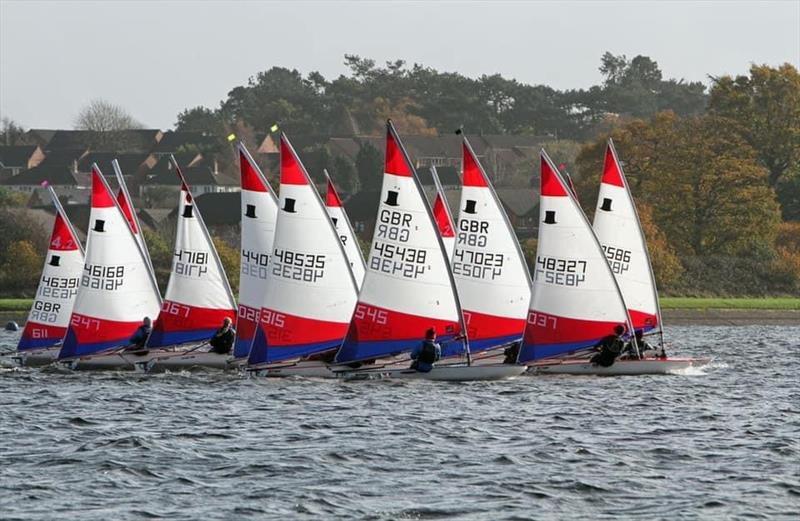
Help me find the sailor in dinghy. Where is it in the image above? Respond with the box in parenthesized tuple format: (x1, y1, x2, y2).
(12, 183, 84, 367)
(56, 165, 163, 370)
(141, 158, 238, 372)
(334, 121, 526, 381)
(523, 150, 709, 375)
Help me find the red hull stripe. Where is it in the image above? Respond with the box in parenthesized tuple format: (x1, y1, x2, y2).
(433, 195, 455, 238)
(462, 142, 488, 187)
(540, 155, 569, 197)
(463, 309, 525, 344)
(18, 322, 67, 350)
(280, 135, 309, 186)
(91, 167, 115, 208)
(239, 149, 268, 192)
(628, 309, 659, 332)
(257, 308, 350, 347)
(234, 304, 259, 358)
(602, 145, 625, 187)
(385, 126, 413, 177)
(58, 314, 143, 357)
(49, 212, 80, 251)
(148, 302, 236, 347)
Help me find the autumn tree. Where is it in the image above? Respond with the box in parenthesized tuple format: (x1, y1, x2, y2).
(0, 240, 42, 296)
(213, 236, 240, 296)
(708, 64, 800, 189)
(1, 117, 26, 146)
(74, 98, 144, 151)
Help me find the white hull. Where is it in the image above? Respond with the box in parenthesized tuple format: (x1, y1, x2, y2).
(249, 360, 338, 378)
(531, 357, 712, 375)
(12, 347, 60, 367)
(143, 352, 242, 372)
(341, 363, 527, 381)
(63, 346, 195, 371)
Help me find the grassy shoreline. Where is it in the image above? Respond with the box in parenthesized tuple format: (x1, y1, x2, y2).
(1, 297, 799, 312)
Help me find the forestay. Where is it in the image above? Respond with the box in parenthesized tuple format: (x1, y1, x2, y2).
(113, 159, 156, 280)
(18, 185, 85, 350)
(592, 140, 661, 333)
(453, 138, 531, 352)
(234, 143, 279, 358)
(335, 122, 466, 364)
(147, 163, 237, 347)
(58, 166, 162, 358)
(430, 166, 456, 261)
(247, 135, 358, 365)
(518, 151, 633, 362)
(325, 170, 366, 288)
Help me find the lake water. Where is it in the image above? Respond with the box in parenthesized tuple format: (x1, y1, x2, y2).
(1, 325, 798, 520)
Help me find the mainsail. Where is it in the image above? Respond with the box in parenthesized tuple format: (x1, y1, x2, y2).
(58, 165, 162, 358)
(18, 185, 85, 350)
(325, 170, 366, 288)
(453, 138, 532, 352)
(234, 143, 279, 358)
(147, 161, 237, 347)
(518, 151, 633, 362)
(248, 134, 359, 365)
(335, 122, 466, 364)
(112, 159, 155, 279)
(592, 140, 661, 334)
(430, 166, 456, 260)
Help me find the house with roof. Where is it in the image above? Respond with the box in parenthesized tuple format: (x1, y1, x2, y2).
(139, 155, 239, 208)
(150, 131, 218, 156)
(1, 148, 89, 203)
(0, 145, 45, 180)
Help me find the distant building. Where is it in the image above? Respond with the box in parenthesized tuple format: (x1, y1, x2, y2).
(1, 148, 89, 203)
(0, 145, 45, 180)
(139, 155, 238, 207)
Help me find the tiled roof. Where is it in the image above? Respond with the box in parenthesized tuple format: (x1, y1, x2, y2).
(0, 145, 39, 168)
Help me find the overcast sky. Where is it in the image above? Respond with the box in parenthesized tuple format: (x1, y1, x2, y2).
(1, 0, 798, 130)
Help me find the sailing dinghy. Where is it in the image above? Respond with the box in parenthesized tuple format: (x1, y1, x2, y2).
(246, 134, 359, 378)
(453, 138, 531, 362)
(430, 166, 456, 261)
(334, 122, 525, 381)
(325, 170, 366, 288)
(13, 184, 85, 367)
(523, 150, 708, 375)
(142, 160, 238, 371)
(57, 165, 162, 370)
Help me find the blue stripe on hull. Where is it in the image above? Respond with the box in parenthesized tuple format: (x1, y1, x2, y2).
(518, 338, 601, 363)
(17, 337, 61, 350)
(147, 328, 217, 348)
(233, 337, 253, 359)
(335, 334, 461, 364)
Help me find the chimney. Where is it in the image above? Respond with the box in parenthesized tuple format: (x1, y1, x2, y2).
(214, 159, 219, 175)
(72, 159, 78, 174)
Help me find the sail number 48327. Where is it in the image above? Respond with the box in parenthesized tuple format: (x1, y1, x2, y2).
(535, 256, 586, 287)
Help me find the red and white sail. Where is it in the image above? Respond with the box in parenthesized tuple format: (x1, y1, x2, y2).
(430, 167, 456, 260)
(247, 135, 359, 365)
(518, 151, 632, 362)
(18, 185, 84, 351)
(112, 159, 155, 280)
(147, 161, 237, 347)
(325, 170, 366, 288)
(234, 143, 279, 358)
(453, 139, 532, 352)
(336, 122, 466, 364)
(58, 165, 162, 358)
(592, 140, 661, 333)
